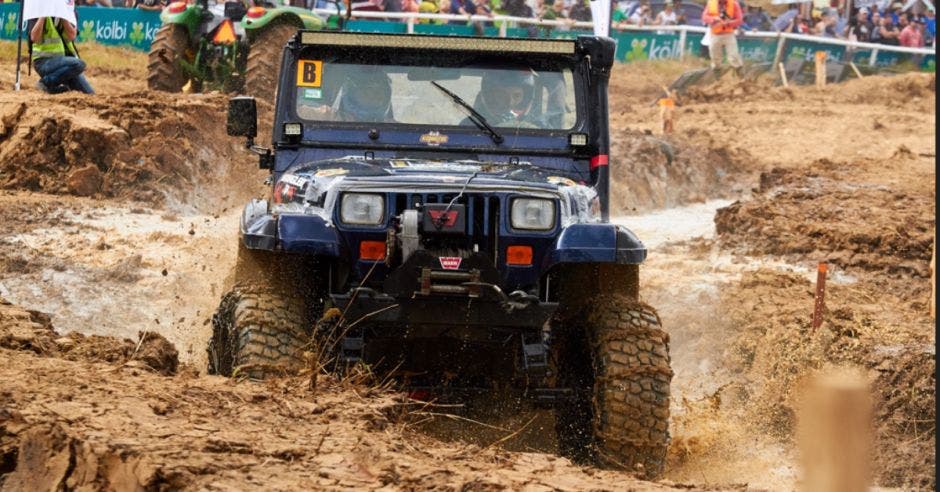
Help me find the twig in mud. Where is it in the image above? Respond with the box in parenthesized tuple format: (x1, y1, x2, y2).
(338, 261, 380, 324)
(317, 304, 399, 374)
(130, 331, 147, 361)
(482, 415, 536, 451)
(411, 411, 512, 433)
(314, 430, 329, 454)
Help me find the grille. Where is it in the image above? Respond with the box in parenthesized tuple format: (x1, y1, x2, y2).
(389, 192, 500, 262)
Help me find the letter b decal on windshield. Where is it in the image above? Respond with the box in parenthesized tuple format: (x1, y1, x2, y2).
(297, 60, 323, 88)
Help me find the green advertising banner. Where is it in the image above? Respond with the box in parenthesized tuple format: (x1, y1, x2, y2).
(0, 4, 162, 51)
(737, 37, 777, 63)
(0, 4, 932, 73)
(782, 38, 845, 63)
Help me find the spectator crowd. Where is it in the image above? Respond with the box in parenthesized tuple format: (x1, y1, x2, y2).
(1, 0, 934, 47)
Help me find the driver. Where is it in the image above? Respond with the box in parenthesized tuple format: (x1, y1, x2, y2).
(296, 66, 395, 123)
(475, 69, 537, 126)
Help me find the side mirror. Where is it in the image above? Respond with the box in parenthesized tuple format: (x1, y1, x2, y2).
(227, 96, 257, 139)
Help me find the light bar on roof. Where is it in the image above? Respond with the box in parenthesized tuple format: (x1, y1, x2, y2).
(299, 32, 576, 54)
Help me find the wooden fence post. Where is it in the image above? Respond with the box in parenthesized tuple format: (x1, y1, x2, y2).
(815, 51, 827, 87)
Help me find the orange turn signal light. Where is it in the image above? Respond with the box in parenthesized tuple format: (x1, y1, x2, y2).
(247, 6, 267, 18)
(212, 19, 237, 45)
(360, 240, 386, 261)
(167, 1, 187, 14)
(506, 245, 533, 266)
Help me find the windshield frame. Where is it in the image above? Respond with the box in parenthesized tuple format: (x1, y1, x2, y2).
(279, 45, 589, 149)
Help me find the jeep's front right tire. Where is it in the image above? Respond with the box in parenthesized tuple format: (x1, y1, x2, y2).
(554, 296, 673, 479)
(208, 287, 310, 380)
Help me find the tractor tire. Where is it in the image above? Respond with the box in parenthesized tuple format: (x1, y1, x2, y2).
(245, 23, 299, 103)
(207, 287, 310, 380)
(554, 296, 673, 479)
(147, 24, 191, 93)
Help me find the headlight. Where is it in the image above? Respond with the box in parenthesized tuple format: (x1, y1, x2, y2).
(340, 193, 385, 225)
(511, 198, 555, 230)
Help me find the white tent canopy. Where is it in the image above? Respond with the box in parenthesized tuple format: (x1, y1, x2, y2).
(23, 0, 77, 26)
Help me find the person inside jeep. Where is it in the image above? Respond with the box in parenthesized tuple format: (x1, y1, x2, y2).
(335, 73, 395, 122)
(472, 69, 536, 126)
(296, 67, 395, 123)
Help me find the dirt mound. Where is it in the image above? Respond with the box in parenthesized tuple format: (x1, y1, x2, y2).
(833, 72, 935, 107)
(722, 269, 935, 489)
(609, 131, 751, 214)
(0, 91, 261, 213)
(681, 77, 789, 105)
(0, 330, 685, 491)
(0, 298, 178, 375)
(714, 161, 935, 277)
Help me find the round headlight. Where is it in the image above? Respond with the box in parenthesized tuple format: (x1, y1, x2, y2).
(340, 193, 385, 225)
(511, 198, 555, 231)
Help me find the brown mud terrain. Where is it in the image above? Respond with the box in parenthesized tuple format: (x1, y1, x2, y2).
(0, 44, 935, 490)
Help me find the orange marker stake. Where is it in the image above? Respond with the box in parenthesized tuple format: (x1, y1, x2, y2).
(812, 262, 827, 333)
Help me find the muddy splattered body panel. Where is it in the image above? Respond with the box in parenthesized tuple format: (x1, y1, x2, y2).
(231, 31, 647, 396)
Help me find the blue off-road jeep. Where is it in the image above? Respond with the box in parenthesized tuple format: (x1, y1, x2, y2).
(210, 31, 672, 477)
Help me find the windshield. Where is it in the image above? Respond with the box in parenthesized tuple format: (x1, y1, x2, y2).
(293, 61, 578, 131)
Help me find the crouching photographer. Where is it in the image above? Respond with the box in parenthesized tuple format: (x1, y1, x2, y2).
(29, 15, 95, 94)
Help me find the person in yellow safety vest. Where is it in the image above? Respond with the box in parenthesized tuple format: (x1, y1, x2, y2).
(701, 0, 744, 73)
(28, 16, 95, 94)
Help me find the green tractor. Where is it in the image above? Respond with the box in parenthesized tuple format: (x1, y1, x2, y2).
(147, 0, 340, 99)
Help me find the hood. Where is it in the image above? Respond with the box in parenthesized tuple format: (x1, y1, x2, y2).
(283, 157, 587, 190)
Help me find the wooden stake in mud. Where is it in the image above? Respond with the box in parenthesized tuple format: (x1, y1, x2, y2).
(849, 61, 864, 79)
(815, 51, 828, 87)
(798, 368, 872, 492)
(778, 62, 789, 88)
(930, 231, 937, 318)
(811, 262, 827, 333)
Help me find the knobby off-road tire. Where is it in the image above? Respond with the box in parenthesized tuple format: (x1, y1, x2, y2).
(555, 296, 673, 479)
(147, 24, 190, 92)
(245, 23, 299, 103)
(207, 287, 310, 380)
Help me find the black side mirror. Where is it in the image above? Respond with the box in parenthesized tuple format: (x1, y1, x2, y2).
(227, 96, 257, 139)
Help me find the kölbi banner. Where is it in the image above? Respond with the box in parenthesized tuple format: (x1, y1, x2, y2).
(24, 0, 78, 26)
(589, 0, 611, 38)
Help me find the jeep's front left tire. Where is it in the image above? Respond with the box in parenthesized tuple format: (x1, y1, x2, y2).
(554, 296, 673, 479)
(208, 287, 310, 380)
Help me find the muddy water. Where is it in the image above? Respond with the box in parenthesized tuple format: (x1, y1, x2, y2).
(615, 201, 806, 489)
(0, 204, 239, 368)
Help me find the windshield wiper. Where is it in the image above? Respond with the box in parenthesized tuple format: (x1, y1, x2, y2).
(430, 81, 504, 145)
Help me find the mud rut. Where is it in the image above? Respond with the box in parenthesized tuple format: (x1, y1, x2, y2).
(0, 54, 935, 489)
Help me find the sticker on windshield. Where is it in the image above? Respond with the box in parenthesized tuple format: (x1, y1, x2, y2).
(297, 60, 323, 88)
(303, 88, 322, 100)
(419, 131, 448, 146)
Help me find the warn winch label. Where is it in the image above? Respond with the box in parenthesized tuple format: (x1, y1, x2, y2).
(439, 257, 462, 270)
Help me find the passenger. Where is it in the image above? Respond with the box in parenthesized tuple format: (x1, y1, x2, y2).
(335, 74, 395, 122)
